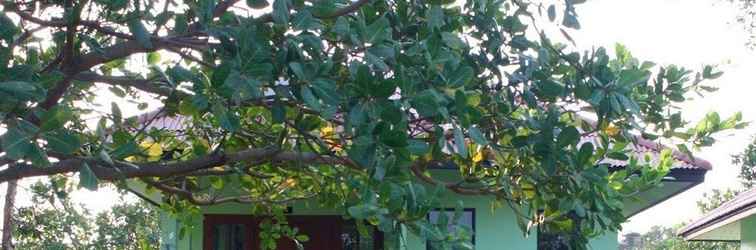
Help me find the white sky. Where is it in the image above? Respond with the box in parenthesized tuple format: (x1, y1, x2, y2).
(2, 0, 755, 239)
(571, 0, 756, 234)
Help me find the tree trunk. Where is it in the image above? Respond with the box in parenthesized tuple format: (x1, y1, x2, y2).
(2, 180, 17, 250)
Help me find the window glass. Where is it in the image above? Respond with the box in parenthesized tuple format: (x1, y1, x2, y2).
(341, 222, 377, 250)
(212, 224, 249, 250)
(427, 209, 475, 250)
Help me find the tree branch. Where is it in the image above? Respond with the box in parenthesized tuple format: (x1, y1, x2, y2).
(8, 6, 132, 39)
(256, 0, 372, 23)
(73, 72, 187, 97)
(0, 147, 350, 183)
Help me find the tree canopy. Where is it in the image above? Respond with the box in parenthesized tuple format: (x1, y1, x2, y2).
(0, 0, 744, 248)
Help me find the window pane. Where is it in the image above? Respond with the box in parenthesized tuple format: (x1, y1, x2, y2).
(341, 222, 376, 250)
(427, 209, 475, 250)
(212, 224, 248, 250)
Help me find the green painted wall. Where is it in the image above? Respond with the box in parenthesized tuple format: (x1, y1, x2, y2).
(587, 231, 618, 250)
(742, 214, 756, 250)
(161, 193, 621, 249)
(153, 170, 621, 249)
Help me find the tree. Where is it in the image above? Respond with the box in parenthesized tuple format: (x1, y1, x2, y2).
(0, 0, 743, 248)
(733, 136, 756, 187)
(12, 179, 159, 250)
(727, 0, 756, 48)
(619, 187, 741, 250)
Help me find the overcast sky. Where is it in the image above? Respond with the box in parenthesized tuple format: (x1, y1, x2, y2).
(571, 0, 756, 233)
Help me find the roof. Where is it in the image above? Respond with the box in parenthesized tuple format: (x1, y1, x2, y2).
(580, 133, 712, 171)
(678, 187, 756, 240)
(128, 110, 191, 132)
(132, 111, 712, 172)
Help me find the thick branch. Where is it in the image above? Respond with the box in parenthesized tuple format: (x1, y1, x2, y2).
(410, 162, 491, 195)
(73, 72, 187, 97)
(256, 0, 372, 23)
(0, 147, 349, 183)
(73, 37, 206, 73)
(144, 179, 316, 206)
(8, 7, 132, 39)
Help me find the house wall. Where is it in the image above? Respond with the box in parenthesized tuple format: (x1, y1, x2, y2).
(158, 194, 620, 250)
(153, 170, 619, 249)
(742, 214, 756, 250)
(588, 231, 618, 250)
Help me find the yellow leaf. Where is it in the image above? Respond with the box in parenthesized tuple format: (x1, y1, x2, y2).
(140, 141, 163, 157)
(472, 149, 484, 163)
(320, 124, 334, 136)
(604, 124, 620, 137)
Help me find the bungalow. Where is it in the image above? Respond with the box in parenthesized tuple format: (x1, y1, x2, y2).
(678, 187, 756, 249)
(126, 113, 713, 250)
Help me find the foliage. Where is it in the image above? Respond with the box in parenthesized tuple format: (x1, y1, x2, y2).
(0, 0, 744, 248)
(618, 224, 739, 250)
(12, 179, 160, 250)
(618, 187, 741, 250)
(733, 136, 756, 188)
(728, 0, 756, 48)
(697, 188, 742, 213)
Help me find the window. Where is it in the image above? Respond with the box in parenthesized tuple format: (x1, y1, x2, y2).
(211, 224, 250, 250)
(426, 208, 475, 250)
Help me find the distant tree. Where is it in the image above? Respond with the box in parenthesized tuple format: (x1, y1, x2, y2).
(728, 0, 756, 48)
(11, 178, 159, 250)
(733, 137, 756, 187)
(697, 188, 742, 213)
(632, 225, 738, 250)
(618, 188, 741, 250)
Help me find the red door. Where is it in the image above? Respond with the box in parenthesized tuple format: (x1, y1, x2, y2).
(274, 216, 342, 250)
(203, 214, 382, 250)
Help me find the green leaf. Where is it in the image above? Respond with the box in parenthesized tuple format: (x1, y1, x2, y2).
(272, 0, 289, 25)
(247, 0, 270, 9)
(537, 80, 564, 98)
(99, 150, 114, 166)
(40, 106, 74, 132)
(562, 11, 581, 29)
(147, 52, 161, 64)
(557, 126, 580, 147)
(1, 126, 36, 160)
(407, 140, 430, 155)
(27, 144, 50, 167)
(79, 162, 99, 191)
(209, 176, 224, 189)
(127, 18, 153, 49)
(214, 106, 240, 132)
(441, 32, 466, 50)
(173, 14, 188, 34)
(43, 130, 81, 155)
(547, 5, 556, 22)
(300, 86, 321, 110)
(111, 102, 122, 124)
(380, 128, 408, 147)
(289, 62, 307, 80)
(468, 126, 489, 146)
(272, 101, 286, 123)
(617, 69, 649, 87)
(0, 81, 45, 101)
(454, 126, 467, 158)
(334, 16, 351, 37)
(365, 17, 390, 44)
(427, 5, 444, 30)
(224, 71, 262, 103)
(0, 13, 19, 42)
(448, 66, 474, 87)
(577, 142, 593, 165)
